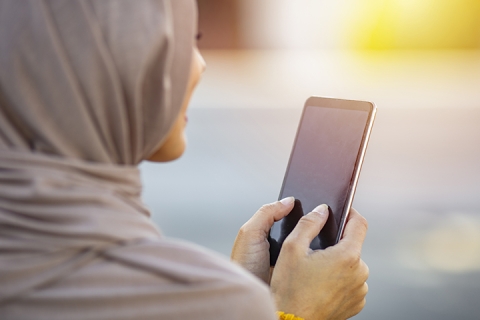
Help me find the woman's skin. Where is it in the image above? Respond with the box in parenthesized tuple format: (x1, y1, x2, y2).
(147, 47, 206, 162)
(232, 199, 369, 320)
(149, 47, 369, 319)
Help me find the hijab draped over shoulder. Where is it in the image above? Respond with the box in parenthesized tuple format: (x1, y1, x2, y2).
(0, 1, 277, 319)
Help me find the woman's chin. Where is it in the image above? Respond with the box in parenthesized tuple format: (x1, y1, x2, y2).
(147, 140, 186, 163)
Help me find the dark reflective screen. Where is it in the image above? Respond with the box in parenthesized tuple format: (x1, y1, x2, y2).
(269, 105, 369, 265)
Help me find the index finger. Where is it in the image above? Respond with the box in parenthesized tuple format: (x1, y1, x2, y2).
(337, 208, 368, 253)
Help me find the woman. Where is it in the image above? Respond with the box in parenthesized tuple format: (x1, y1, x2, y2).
(0, 1, 368, 319)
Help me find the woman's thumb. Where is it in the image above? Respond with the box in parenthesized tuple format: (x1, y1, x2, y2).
(241, 197, 296, 234)
(284, 204, 329, 250)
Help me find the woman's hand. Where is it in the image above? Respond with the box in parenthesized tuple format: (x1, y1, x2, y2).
(231, 197, 295, 283)
(271, 205, 369, 320)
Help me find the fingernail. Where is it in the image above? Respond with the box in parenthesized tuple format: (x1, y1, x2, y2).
(312, 204, 328, 215)
(280, 196, 295, 206)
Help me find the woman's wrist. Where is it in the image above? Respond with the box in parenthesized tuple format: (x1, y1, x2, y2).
(277, 311, 305, 320)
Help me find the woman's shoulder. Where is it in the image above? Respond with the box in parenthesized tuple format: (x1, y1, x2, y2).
(102, 237, 278, 319)
(106, 237, 261, 284)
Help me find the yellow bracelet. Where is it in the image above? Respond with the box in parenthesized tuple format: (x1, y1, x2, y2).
(277, 311, 305, 320)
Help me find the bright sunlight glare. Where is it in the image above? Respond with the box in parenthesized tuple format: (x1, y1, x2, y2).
(349, 0, 480, 49)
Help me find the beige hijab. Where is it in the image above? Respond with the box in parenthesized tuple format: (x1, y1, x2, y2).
(0, 1, 277, 319)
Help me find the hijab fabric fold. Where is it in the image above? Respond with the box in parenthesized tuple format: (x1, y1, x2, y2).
(0, 1, 277, 319)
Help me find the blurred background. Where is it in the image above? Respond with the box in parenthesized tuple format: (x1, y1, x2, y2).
(141, 1, 480, 319)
